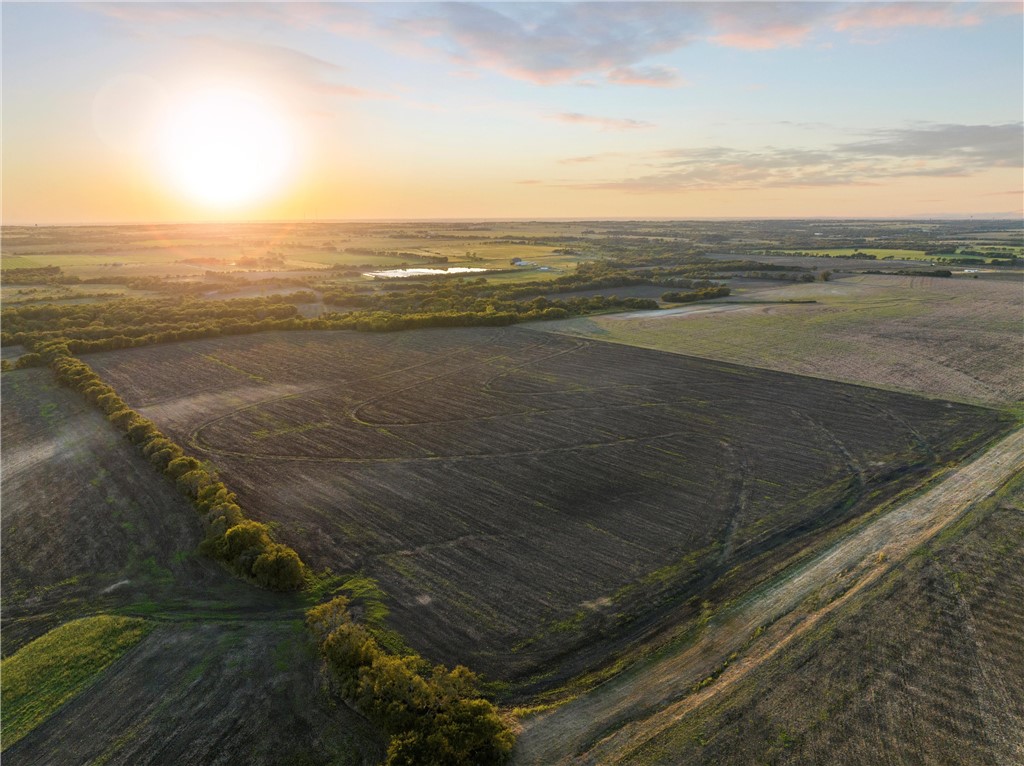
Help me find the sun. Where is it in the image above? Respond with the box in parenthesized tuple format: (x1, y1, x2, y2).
(157, 87, 295, 208)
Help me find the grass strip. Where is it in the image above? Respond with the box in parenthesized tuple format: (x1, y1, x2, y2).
(1, 615, 152, 749)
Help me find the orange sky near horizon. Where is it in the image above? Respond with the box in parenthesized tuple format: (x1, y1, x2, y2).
(3, 2, 1021, 224)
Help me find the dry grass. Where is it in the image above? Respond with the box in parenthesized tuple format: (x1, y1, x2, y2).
(539, 274, 1023, 407)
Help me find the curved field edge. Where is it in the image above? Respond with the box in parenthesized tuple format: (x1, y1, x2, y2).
(0, 615, 152, 749)
(514, 426, 1024, 764)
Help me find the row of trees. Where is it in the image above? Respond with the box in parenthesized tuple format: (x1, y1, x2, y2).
(45, 345, 305, 590)
(661, 286, 732, 303)
(308, 597, 514, 765)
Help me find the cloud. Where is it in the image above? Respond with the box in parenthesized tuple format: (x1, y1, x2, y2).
(607, 65, 685, 87)
(88, 2, 1024, 88)
(558, 152, 628, 165)
(183, 37, 385, 101)
(550, 112, 654, 131)
(832, 3, 985, 32)
(706, 3, 831, 50)
(386, 2, 701, 85)
(558, 122, 1023, 192)
(841, 123, 1023, 167)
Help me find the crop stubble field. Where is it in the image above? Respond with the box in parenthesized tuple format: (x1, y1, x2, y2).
(85, 327, 1010, 689)
(542, 274, 1024, 407)
(0, 369, 383, 764)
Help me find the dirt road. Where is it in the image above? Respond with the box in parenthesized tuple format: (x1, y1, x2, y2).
(515, 426, 1024, 765)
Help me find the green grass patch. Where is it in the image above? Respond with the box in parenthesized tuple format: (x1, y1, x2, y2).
(777, 248, 929, 260)
(1, 615, 152, 748)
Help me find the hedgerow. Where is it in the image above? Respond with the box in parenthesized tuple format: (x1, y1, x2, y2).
(307, 596, 515, 765)
(45, 346, 305, 591)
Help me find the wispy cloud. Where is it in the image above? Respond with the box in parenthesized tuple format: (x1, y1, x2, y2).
(558, 123, 1023, 192)
(607, 65, 685, 87)
(833, 3, 985, 32)
(182, 37, 386, 102)
(391, 3, 698, 86)
(87, 2, 1022, 87)
(558, 152, 628, 165)
(550, 112, 654, 131)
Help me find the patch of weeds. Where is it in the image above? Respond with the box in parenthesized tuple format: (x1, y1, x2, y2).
(135, 556, 173, 584)
(183, 654, 215, 685)
(549, 609, 587, 634)
(273, 636, 295, 672)
(30, 576, 80, 599)
(690, 650, 739, 693)
(118, 599, 162, 617)
(911, 545, 934, 561)
(774, 727, 796, 749)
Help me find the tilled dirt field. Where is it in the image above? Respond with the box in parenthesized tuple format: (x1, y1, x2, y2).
(4, 620, 383, 766)
(516, 427, 1024, 764)
(1, 369, 383, 764)
(85, 327, 1011, 687)
(622, 493, 1024, 766)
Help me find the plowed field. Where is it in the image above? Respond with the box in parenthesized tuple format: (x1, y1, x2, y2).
(86, 328, 1010, 688)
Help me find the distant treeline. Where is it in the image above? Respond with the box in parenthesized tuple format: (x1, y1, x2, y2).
(0, 266, 752, 361)
(40, 345, 305, 590)
(2, 265, 65, 284)
(343, 248, 448, 263)
(662, 285, 732, 303)
(308, 597, 514, 765)
(863, 269, 953, 278)
(2, 295, 314, 352)
(733, 271, 817, 283)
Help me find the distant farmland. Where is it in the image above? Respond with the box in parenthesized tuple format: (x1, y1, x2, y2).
(87, 328, 1010, 690)
(543, 274, 1024, 407)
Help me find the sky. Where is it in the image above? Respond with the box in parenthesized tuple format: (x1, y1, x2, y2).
(2, 1, 1022, 222)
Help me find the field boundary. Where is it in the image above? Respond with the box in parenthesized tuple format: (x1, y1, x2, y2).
(38, 346, 308, 591)
(516, 426, 1024, 764)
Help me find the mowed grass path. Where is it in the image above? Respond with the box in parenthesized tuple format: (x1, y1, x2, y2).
(1, 616, 152, 748)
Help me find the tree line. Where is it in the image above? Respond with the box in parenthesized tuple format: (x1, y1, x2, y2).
(661, 285, 732, 303)
(308, 597, 514, 765)
(43, 344, 305, 590)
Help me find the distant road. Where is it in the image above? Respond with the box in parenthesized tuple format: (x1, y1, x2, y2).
(515, 427, 1024, 765)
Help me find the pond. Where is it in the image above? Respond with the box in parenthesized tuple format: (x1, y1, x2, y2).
(363, 267, 490, 279)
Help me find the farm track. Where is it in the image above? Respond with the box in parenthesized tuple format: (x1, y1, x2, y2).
(515, 426, 1024, 765)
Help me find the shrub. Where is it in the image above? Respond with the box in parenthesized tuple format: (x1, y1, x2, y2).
(149, 445, 184, 471)
(251, 543, 305, 590)
(176, 469, 213, 499)
(165, 455, 201, 480)
(309, 597, 515, 765)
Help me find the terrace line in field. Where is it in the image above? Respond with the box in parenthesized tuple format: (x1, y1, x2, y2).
(85, 327, 1010, 689)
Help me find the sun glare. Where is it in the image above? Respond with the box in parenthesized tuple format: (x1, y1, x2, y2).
(157, 88, 294, 208)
